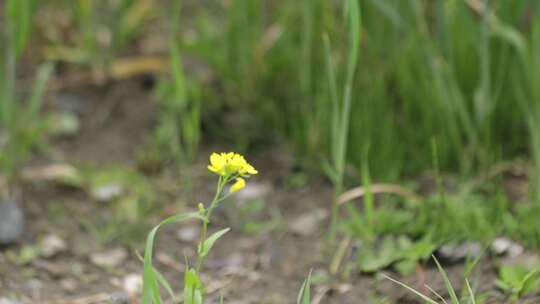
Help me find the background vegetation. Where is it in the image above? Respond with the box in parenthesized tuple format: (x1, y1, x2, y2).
(4, 0, 539, 180)
(3, 0, 540, 302)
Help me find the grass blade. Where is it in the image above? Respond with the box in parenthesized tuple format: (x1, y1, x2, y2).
(433, 255, 459, 304)
(27, 62, 54, 119)
(142, 212, 204, 304)
(383, 274, 438, 304)
(297, 269, 313, 304)
(198, 227, 230, 258)
(465, 279, 476, 304)
(153, 267, 176, 302)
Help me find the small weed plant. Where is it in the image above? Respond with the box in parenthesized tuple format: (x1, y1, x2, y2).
(385, 256, 478, 304)
(141, 152, 313, 303)
(141, 152, 257, 303)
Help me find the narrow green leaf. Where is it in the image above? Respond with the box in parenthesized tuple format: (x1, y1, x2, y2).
(27, 62, 54, 119)
(154, 267, 176, 302)
(465, 279, 476, 304)
(433, 255, 459, 304)
(383, 274, 438, 304)
(184, 268, 203, 304)
(322, 33, 340, 158)
(519, 268, 540, 297)
(199, 227, 230, 258)
(297, 269, 313, 304)
(321, 158, 338, 185)
(142, 212, 204, 304)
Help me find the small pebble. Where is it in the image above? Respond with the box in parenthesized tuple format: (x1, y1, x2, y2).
(491, 237, 524, 257)
(39, 234, 67, 258)
(91, 184, 124, 203)
(0, 200, 24, 245)
(437, 242, 482, 262)
(109, 292, 130, 304)
(0, 298, 22, 304)
(176, 226, 200, 242)
(235, 182, 272, 203)
(289, 209, 327, 237)
(90, 248, 128, 268)
(48, 111, 80, 137)
(26, 279, 43, 299)
(53, 93, 86, 114)
(60, 278, 78, 292)
(123, 273, 143, 295)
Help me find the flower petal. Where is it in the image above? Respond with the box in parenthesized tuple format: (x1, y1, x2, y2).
(230, 178, 246, 193)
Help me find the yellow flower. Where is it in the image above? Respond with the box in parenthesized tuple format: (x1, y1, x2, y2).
(207, 152, 258, 177)
(229, 154, 258, 175)
(207, 152, 227, 175)
(241, 163, 258, 175)
(230, 178, 246, 193)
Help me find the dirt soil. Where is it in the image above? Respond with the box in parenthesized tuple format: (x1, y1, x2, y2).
(0, 79, 534, 304)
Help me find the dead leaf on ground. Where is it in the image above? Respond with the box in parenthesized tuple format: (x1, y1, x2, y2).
(20, 163, 83, 187)
(337, 183, 422, 206)
(47, 56, 168, 90)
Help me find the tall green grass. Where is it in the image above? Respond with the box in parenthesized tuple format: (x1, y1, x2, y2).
(1, 0, 52, 194)
(187, 0, 539, 187)
(176, 2, 540, 260)
(153, 0, 201, 163)
(31, 0, 540, 187)
(323, 0, 361, 242)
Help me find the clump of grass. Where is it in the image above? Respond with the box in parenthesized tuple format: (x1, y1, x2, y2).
(496, 265, 540, 301)
(152, 0, 201, 164)
(183, 1, 540, 185)
(385, 256, 478, 304)
(1, 0, 53, 197)
(31, 0, 540, 187)
(324, 0, 361, 243)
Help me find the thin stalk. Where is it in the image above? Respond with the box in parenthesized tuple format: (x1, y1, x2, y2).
(335, 0, 360, 189)
(324, 33, 340, 243)
(323, 34, 340, 161)
(2, 1, 18, 187)
(300, 0, 314, 151)
(361, 147, 375, 243)
(477, 0, 491, 167)
(300, 0, 313, 99)
(328, 0, 360, 244)
(196, 176, 228, 272)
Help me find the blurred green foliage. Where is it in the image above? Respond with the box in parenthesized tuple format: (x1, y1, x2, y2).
(178, 0, 540, 186)
(1, 0, 52, 193)
(5, 1, 540, 293)
(15, 0, 539, 186)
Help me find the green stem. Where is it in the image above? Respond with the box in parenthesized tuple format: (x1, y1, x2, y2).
(196, 175, 228, 272)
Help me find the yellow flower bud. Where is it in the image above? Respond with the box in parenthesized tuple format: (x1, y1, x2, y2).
(230, 178, 246, 193)
(198, 203, 205, 214)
